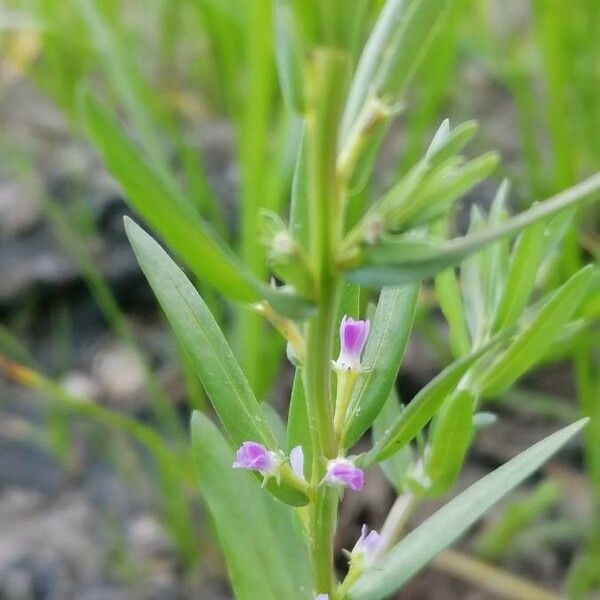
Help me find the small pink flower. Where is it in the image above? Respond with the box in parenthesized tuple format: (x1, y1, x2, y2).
(352, 524, 384, 566)
(324, 458, 364, 491)
(232, 442, 279, 475)
(336, 316, 370, 370)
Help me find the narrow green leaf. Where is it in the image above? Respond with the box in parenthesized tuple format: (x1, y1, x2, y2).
(493, 220, 547, 331)
(374, 0, 456, 103)
(341, 0, 404, 142)
(373, 390, 412, 493)
(77, 0, 167, 171)
(192, 412, 311, 600)
(426, 120, 479, 167)
(125, 219, 308, 505)
(424, 389, 474, 495)
(80, 91, 255, 299)
(407, 152, 500, 228)
(460, 207, 486, 345)
(480, 265, 594, 397)
(345, 284, 419, 448)
(81, 92, 312, 318)
(346, 172, 600, 287)
(348, 419, 588, 600)
(482, 180, 510, 314)
(126, 218, 274, 446)
(290, 128, 309, 251)
(370, 340, 499, 463)
(342, 0, 455, 142)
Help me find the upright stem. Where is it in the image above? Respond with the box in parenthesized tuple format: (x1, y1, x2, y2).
(303, 48, 350, 595)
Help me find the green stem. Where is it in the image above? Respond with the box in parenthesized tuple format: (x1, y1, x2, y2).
(303, 48, 350, 596)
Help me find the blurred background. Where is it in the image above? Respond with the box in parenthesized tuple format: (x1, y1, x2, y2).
(1, 0, 599, 598)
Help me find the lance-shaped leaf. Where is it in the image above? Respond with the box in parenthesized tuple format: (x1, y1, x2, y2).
(80, 91, 312, 318)
(341, 0, 455, 143)
(480, 265, 595, 398)
(372, 390, 412, 493)
(345, 172, 600, 287)
(126, 219, 308, 505)
(348, 419, 588, 600)
(344, 284, 419, 448)
(368, 339, 501, 463)
(423, 389, 474, 496)
(492, 219, 547, 332)
(192, 412, 311, 600)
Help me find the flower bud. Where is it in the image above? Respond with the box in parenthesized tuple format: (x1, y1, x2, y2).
(335, 316, 370, 371)
(351, 524, 384, 567)
(324, 458, 364, 491)
(232, 442, 280, 476)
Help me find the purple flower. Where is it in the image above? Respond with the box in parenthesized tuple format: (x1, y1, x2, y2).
(352, 524, 384, 566)
(290, 445, 305, 481)
(324, 458, 364, 491)
(336, 316, 370, 370)
(232, 441, 279, 474)
(315, 596, 329, 600)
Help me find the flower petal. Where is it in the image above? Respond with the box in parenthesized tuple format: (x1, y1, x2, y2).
(290, 445, 305, 481)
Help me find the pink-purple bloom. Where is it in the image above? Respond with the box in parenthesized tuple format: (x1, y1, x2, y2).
(232, 441, 279, 474)
(351, 524, 384, 566)
(324, 458, 364, 491)
(315, 596, 329, 600)
(336, 316, 370, 370)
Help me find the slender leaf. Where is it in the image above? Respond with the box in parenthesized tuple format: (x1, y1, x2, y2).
(192, 412, 311, 600)
(424, 389, 474, 495)
(481, 265, 594, 397)
(126, 218, 274, 445)
(125, 219, 308, 506)
(435, 265, 470, 358)
(345, 284, 419, 448)
(373, 390, 412, 492)
(370, 339, 500, 463)
(341, 0, 404, 142)
(348, 419, 588, 600)
(493, 220, 547, 331)
(81, 92, 312, 317)
(346, 172, 600, 287)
